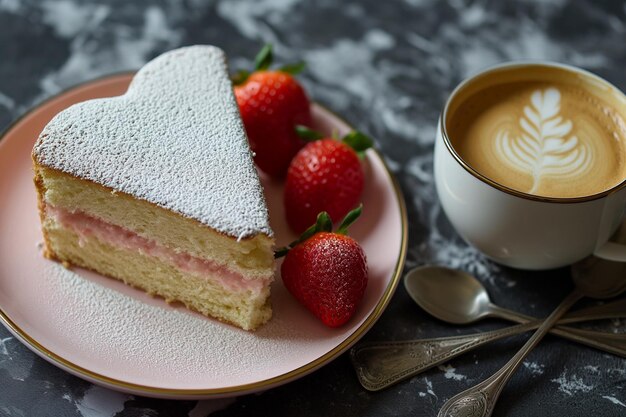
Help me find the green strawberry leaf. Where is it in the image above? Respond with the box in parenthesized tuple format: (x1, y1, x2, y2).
(336, 205, 363, 235)
(254, 44, 274, 71)
(315, 211, 333, 233)
(274, 212, 333, 258)
(236, 44, 305, 84)
(342, 131, 373, 158)
(295, 125, 325, 141)
(231, 69, 250, 86)
(279, 61, 306, 75)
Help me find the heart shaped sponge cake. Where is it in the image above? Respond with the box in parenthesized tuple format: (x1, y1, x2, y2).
(32, 46, 275, 330)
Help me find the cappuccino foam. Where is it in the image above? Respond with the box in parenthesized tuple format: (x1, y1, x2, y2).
(447, 67, 626, 198)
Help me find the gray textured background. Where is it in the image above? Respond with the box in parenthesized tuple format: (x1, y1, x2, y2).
(1, 0, 625, 416)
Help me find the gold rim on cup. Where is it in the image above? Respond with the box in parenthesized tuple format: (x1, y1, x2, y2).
(440, 61, 626, 204)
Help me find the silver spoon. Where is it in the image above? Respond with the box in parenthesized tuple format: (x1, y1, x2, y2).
(350, 266, 626, 391)
(404, 265, 626, 325)
(437, 257, 626, 417)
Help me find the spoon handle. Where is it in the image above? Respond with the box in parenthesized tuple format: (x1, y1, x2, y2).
(351, 303, 626, 391)
(351, 321, 540, 392)
(488, 298, 626, 355)
(557, 297, 626, 324)
(489, 296, 626, 324)
(549, 326, 626, 357)
(437, 291, 582, 417)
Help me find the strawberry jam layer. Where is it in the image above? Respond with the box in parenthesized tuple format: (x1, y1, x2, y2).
(46, 205, 270, 294)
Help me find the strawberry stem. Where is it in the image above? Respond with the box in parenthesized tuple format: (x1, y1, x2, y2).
(232, 44, 306, 85)
(294, 126, 374, 155)
(295, 125, 325, 141)
(275, 212, 333, 258)
(254, 44, 274, 71)
(315, 212, 333, 233)
(279, 61, 306, 75)
(336, 205, 363, 235)
(274, 246, 290, 259)
(342, 131, 373, 158)
(231, 70, 250, 86)
(274, 207, 363, 257)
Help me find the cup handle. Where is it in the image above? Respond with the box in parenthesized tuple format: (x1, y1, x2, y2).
(593, 242, 626, 262)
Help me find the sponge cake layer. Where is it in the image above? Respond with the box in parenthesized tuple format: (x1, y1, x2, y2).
(36, 166, 274, 280)
(44, 216, 272, 330)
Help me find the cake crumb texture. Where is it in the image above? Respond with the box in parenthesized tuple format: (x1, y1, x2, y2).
(45, 218, 271, 330)
(38, 167, 274, 278)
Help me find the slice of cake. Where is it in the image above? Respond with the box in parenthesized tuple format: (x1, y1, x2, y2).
(32, 46, 275, 330)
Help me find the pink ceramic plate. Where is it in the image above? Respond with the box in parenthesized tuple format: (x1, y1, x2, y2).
(0, 74, 407, 399)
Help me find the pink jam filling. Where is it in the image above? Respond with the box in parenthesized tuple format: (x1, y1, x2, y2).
(46, 205, 270, 294)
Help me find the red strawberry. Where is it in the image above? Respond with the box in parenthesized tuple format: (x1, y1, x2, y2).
(277, 207, 368, 327)
(284, 127, 373, 233)
(234, 44, 312, 178)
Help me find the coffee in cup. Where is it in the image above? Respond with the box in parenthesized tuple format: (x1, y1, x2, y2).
(445, 65, 626, 198)
(435, 62, 626, 269)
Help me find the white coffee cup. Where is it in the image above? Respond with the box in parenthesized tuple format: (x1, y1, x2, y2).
(434, 61, 626, 270)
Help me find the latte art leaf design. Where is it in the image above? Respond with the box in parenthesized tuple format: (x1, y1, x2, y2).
(495, 87, 592, 194)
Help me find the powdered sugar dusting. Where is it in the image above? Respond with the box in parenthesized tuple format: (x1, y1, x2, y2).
(417, 377, 437, 398)
(550, 370, 595, 396)
(438, 364, 467, 381)
(33, 45, 271, 239)
(45, 262, 314, 385)
(523, 361, 545, 376)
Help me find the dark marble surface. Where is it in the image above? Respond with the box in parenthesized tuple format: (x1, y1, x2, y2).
(1, 0, 625, 416)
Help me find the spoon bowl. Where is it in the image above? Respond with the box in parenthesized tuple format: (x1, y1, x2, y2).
(403, 266, 493, 324)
